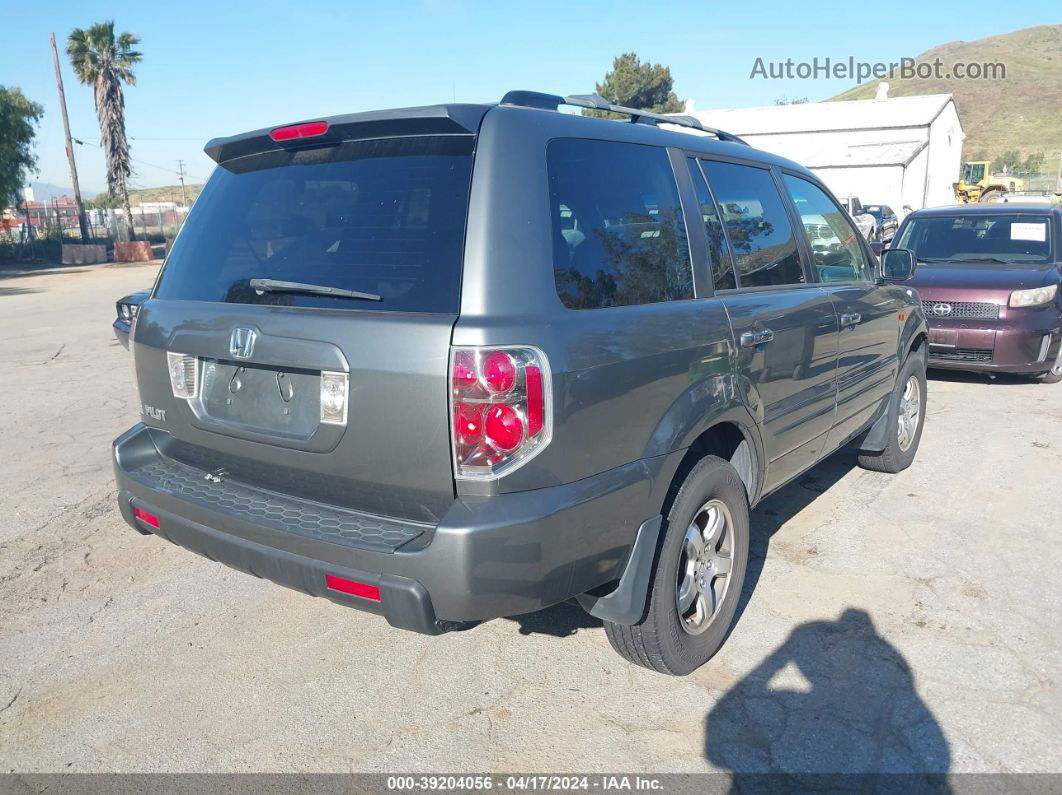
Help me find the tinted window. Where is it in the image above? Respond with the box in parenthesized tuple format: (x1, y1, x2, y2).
(548, 139, 693, 309)
(155, 136, 474, 312)
(687, 158, 735, 290)
(701, 161, 805, 288)
(783, 174, 872, 282)
(895, 214, 1052, 264)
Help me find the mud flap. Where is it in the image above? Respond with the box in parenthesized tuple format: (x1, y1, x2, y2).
(575, 515, 663, 626)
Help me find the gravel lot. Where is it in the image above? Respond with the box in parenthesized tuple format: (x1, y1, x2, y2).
(1, 263, 1060, 777)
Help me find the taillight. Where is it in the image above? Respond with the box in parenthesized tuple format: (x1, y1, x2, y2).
(167, 352, 198, 399)
(319, 371, 349, 426)
(269, 120, 329, 141)
(449, 346, 552, 479)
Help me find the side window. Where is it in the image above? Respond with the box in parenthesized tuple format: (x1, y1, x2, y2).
(547, 139, 693, 309)
(700, 160, 805, 289)
(782, 174, 872, 283)
(686, 157, 735, 290)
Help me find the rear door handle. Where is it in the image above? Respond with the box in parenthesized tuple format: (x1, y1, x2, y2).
(840, 312, 862, 328)
(740, 328, 775, 347)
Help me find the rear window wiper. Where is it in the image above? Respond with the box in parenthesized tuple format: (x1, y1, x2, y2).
(249, 278, 382, 302)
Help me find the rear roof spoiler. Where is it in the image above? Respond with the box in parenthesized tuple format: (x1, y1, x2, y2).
(203, 104, 489, 164)
(499, 90, 749, 145)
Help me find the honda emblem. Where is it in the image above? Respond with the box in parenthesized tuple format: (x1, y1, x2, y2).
(230, 328, 257, 359)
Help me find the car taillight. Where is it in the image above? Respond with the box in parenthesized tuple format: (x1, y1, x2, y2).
(269, 120, 329, 141)
(167, 352, 198, 399)
(319, 371, 349, 426)
(450, 346, 551, 479)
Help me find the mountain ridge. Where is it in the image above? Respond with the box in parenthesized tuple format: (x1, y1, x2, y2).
(829, 24, 1062, 163)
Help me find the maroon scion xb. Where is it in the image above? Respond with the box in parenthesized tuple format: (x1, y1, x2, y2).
(889, 204, 1062, 383)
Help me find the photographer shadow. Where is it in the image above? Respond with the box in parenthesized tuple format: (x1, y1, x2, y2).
(705, 608, 950, 791)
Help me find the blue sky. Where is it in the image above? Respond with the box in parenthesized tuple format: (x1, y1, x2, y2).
(3, 1, 1059, 194)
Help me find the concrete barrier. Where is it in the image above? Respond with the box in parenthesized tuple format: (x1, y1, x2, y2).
(61, 244, 107, 265)
(113, 241, 154, 262)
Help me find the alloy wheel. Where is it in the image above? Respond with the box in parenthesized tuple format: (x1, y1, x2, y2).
(897, 375, 921, 452)
(676, 499, 734, 635)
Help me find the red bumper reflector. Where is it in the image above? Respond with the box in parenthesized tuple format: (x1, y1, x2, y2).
(325, 574, 381, 602)
(269, 121, 329, 142)
(134, 507, 160, 528)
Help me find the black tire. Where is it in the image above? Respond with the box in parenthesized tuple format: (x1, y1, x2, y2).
(1036, 367, 1062, 384)
(858, 351, 927, 473)
(604, 456, 749, 676)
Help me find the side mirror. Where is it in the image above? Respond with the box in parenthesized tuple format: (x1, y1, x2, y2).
(870, 240, 885, 256)
(881, 248, 916, 281)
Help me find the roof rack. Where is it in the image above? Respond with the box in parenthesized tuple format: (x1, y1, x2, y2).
(499, 90, 748, 146)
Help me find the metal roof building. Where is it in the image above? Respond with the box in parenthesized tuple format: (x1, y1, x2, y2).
(685, 91, 964, 217)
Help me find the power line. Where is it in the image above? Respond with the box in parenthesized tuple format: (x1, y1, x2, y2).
(73, 137, 208, 182)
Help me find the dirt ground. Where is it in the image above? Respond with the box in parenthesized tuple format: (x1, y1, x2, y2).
(1, 262, 1060, 777)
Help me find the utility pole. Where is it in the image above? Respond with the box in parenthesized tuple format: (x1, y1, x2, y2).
(176, 160, 188, 208)
(49, 32, 90, 243)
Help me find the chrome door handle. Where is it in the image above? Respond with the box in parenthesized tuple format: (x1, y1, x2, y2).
(840, 312, 862, 328)
(740, 328, 775, 347)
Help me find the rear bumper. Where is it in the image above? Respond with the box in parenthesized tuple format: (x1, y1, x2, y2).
(113, 424, 670, 633)
(925, 310, 1061, 374)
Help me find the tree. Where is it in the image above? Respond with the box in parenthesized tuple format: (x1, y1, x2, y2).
(991, 150, 1022, 174)
(991, 150, 1046, 176)
(0, 86, 44, 210)
(590, 53, 684, 117)
(85, 191, 122, 209)
(1022, 152, 1045, 175)
(66, 21, 142, 239)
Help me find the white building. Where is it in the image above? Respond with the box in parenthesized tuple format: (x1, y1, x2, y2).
(685, 90, 964, 216)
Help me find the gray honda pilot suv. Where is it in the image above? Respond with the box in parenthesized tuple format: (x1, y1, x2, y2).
(113, 91, 928, 675)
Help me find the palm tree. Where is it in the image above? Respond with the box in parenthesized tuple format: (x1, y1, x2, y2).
(67, 21, 141, 240)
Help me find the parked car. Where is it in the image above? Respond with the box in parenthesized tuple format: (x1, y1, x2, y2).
(112, 91, 927, 675)
(861, 204, 899, 242)
(890, 204, 1062, 383)
(1001, 192, 1055, 206)
(113, 290, 150, 349)
(839, 195, 876, 242)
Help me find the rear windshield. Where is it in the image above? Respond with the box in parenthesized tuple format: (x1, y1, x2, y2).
(155, 135, 474, 312)
(896, 214, 1053, 264)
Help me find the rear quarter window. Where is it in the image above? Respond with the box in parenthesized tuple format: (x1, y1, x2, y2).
(547, 139, 693, 309)
(154, 135, 474, 312)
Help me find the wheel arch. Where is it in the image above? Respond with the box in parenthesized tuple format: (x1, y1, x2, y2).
(907, 329, 928, 362)
(659, 418, 763, 518)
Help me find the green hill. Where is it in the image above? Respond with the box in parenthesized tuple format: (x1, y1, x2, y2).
(127, 184, 202, 206)
(830, 24, 1062, 163)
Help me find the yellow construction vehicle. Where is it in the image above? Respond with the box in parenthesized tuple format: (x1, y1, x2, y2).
(954, 161, 1025, 203)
